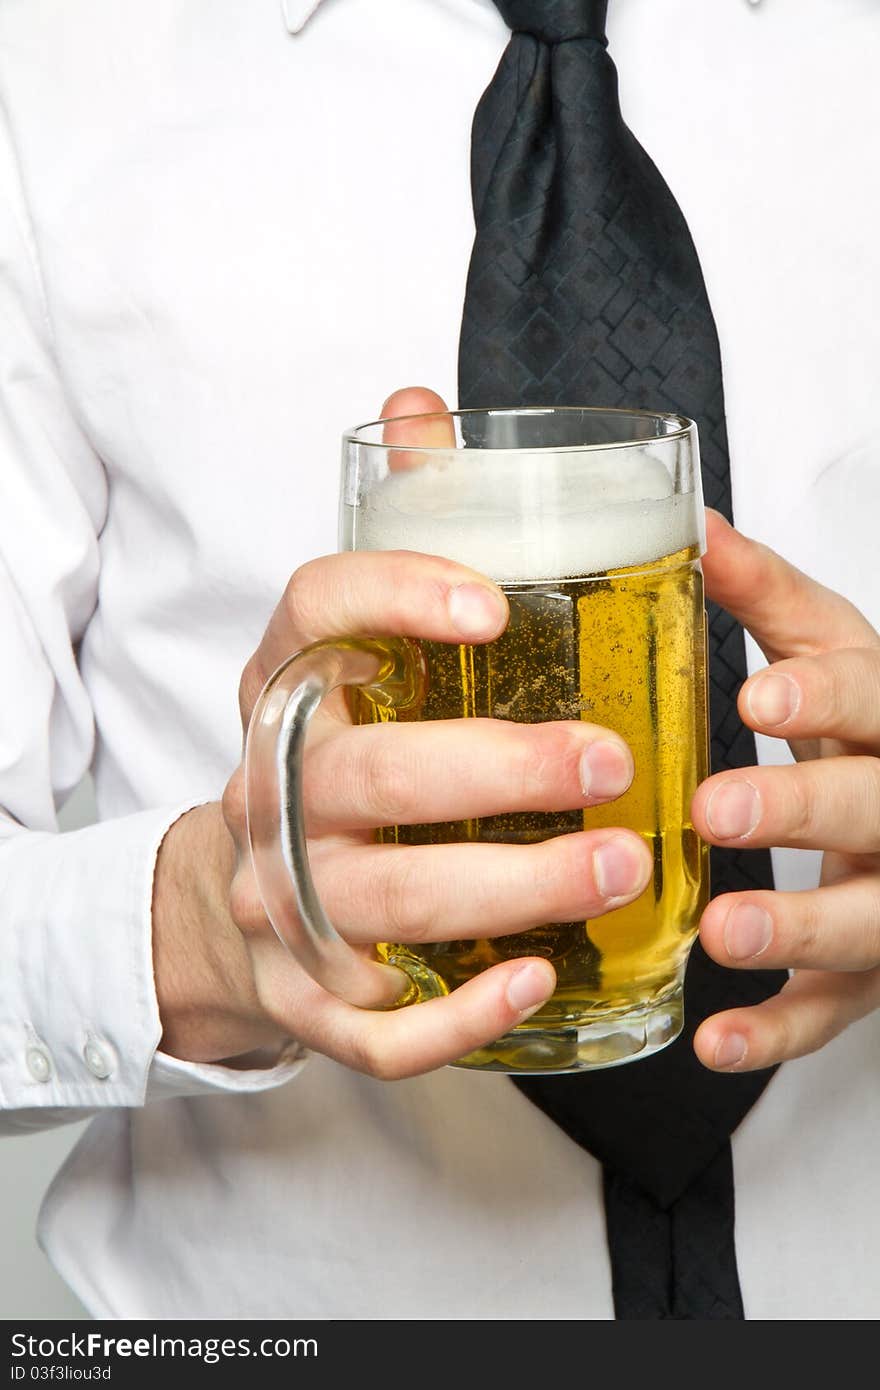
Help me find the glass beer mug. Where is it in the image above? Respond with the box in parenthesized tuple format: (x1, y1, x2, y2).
(246, 407, 709, 1073)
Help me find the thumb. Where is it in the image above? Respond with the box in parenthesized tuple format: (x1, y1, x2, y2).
(701, 509, 875, 663)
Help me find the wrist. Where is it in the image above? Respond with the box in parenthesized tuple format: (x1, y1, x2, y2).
(151, 801, 282, 1063)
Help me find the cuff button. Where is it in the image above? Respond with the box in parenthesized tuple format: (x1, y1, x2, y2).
(26, 1046, 53, 1083)
(83, 1038, 114, 1080)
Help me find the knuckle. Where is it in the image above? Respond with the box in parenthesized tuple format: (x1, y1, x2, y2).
(382, 857, 437, 944)
(383, 558, 445, 627)
(221, 769, 247, 836)
(794, 894, 822, 960)
(229, 869, 266, 933)
(517, 725, 572, 802)
(352, 1032, 399, 1081)
(283, 559, 325, 639)
(787, 770, 818, 840)
(766, 1007, 795, 1064)
(358, 739, 419, 824)
(238, 656, 268, 724)
(817, 647, 880, 732)
(821, 655, 849, 726)
(530, 840, 569, 914)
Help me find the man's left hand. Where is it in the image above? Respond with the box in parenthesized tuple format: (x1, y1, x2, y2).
(693, 510, 880, 1071)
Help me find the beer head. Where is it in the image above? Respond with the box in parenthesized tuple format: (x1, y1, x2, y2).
(352, 446, 703, 581)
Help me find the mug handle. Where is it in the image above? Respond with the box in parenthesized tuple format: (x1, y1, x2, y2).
(244, 636, 427, 1009)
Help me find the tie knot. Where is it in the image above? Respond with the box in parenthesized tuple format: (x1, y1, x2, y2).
(495, 0, 608, 45)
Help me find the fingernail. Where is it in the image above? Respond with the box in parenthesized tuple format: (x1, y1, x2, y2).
(447, 583, 506, 640)
(723, 903, 773, 960)
(506, 962, 554, 1015)
(714, 1033, 748, 1069)
(593, 835, 650, 900)
(705, 780, 761, 840)
(580, 739, 634, 800)
(746, 673, 800, 728)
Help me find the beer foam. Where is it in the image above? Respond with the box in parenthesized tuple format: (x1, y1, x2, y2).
(352, 449, 701, 581)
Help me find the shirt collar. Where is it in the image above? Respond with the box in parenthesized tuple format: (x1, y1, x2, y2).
(281, 0, 325, 34)
(282, 0, 495, 35)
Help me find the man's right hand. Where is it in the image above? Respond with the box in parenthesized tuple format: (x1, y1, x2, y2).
(151, 412, 652, 1082)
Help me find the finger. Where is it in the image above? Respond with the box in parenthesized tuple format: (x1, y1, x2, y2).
(702, 510, 877, 664)
(339, 957, 560, 1079)
(692, 757, 880, 854)
(240, 550, 508, 724)
(818, 849, 877, 889)
(303, 716, 635, 832)
(312, 829, 654, 943)
(739, 648, 880, 749)
(261, 953, 558, 1080)
(380, 386, 455, 471)
(700, 879, 880, 973)
(693, 967, 880, 1072)
(381, 386, 450, 427)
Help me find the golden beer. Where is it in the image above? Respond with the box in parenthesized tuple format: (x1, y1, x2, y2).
(353, 540, 708, 1067)
(245, 411, 708, 1073)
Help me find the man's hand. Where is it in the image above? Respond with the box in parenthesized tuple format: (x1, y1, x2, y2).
(693, 510, 880, 1072)
(151, 388, 652, 1078)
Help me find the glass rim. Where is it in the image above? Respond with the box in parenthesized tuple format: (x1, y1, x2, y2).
(343, 405, 696, 455)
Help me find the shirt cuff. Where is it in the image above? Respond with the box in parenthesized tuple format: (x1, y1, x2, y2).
(0, 801, 307, 1118)
(145, 1040, 308, 1103)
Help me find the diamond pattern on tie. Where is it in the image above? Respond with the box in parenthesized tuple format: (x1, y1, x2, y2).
(458, 4, 788, 1321)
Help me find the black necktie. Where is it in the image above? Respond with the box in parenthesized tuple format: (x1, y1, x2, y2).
(458, 0, 787, 1319)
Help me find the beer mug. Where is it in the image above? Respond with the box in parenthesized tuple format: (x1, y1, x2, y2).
(246, 407, 709, 1073)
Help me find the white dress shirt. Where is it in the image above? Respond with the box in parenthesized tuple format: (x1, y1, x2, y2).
(0, 0, 878, 1320)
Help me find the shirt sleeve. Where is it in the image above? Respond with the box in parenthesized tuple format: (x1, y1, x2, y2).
(0, 106, 306, 1136)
